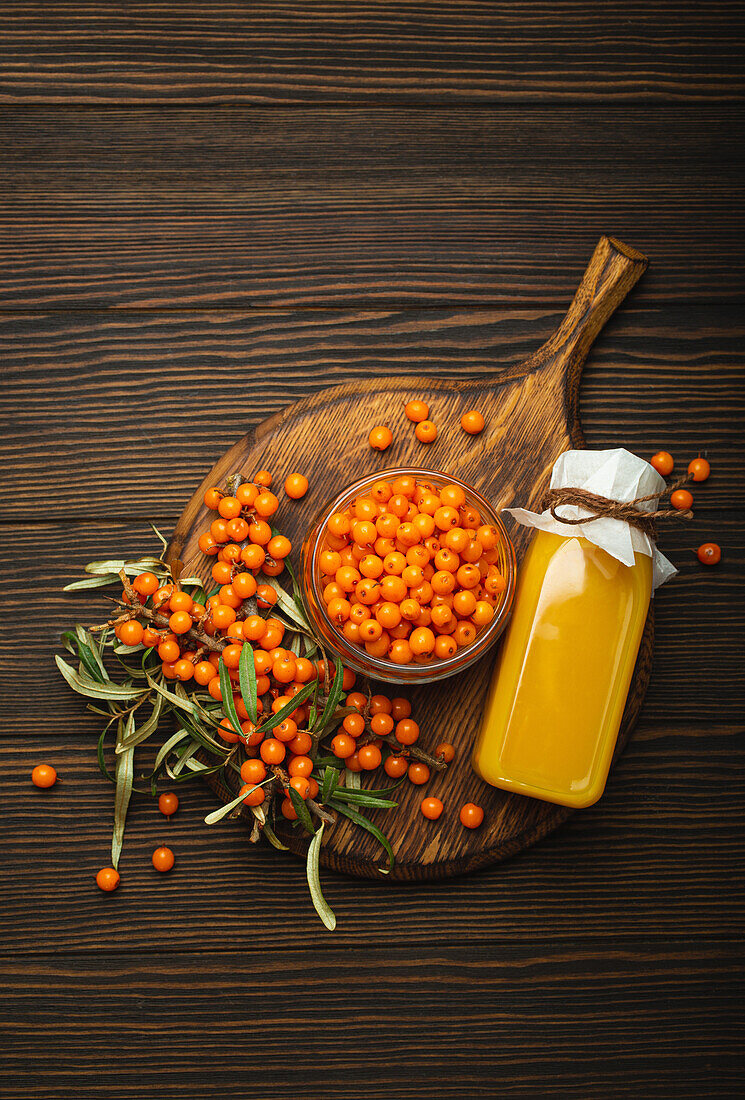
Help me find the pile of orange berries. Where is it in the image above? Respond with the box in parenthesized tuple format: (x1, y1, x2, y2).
(318, 474, 507, 664)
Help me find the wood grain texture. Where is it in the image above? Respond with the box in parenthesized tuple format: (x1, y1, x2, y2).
(1, 2, 743, 104)
(2, 304, 742, 522)
(0, 944, 741, 1099)
(163, 237, 650, 879)
(1, 106, 744, 306)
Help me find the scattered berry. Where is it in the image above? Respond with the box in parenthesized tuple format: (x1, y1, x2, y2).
(152, 846, 175, 872)
(369, 425, 393, 451)
(96, 867, 120, 892)
(158, 792, 179, 816)
(650, 451, 674, 476)
(461, 410, 485, 435)
(405, 400, 430, 423)
(421, 797, 444, 820)
(415, 420, 437, 443)
(696, 542, 721, 565)
(459, 802, 484, 829)
(688, 457, 710, 482)
(31, 764, 57, 788)
(285, 473, 309, 499)
(671, 489, 694, 511)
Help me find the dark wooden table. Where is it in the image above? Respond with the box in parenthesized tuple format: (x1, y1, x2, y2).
(1, 4, 743, 1097)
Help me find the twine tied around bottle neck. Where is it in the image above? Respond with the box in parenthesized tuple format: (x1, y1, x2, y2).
(541, 475, 692, 539)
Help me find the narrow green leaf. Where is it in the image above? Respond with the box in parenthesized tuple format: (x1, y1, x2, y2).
(262, 819, 289, 851)
(153, 729, 190, 772)
(169, 759, 227, 783)
(63, 573, 120, 591)
(218, 660, 242, 735)
(56, 655, 142, 701)
(150, 523, 169, 554)
(114, 642, 144, 656)
(330, 802, 395, 870)
(288, 786, 316, 835)
(117, 692, 164, 752)
(345, 769, 361, 791)
(75, 626, 109, 680)
(256, 680, 316, 736)
(261, 577, 311, 629)
(331, 791, 398, 809)
(97, 723, 116, 784)
(60, 630, 78, 655)
(317, 655, 344, 733)
(112, 717, 135, 868)
(321, 766, 340, 803)
(238, 641, 258, 725)
(145, 672, 198, 714)
(204, 783, 270, 825)
(165, 739, 202, 777)
(306, 823, 336, 931)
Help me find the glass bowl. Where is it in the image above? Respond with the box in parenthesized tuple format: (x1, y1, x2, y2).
(300, 467, 516, 684)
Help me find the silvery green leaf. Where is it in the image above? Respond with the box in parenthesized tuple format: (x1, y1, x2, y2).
(288, 632, 302, 657)
(178, 576, 204, 588)
(345, 769, 361, 791)
(150, 524, 169, 554)
(262, 819, 289, 851)
(56, 656, 142, 701)
(289, 786, 316, 834)
(63, 573, 120, 591)
(317, 656, 344, 733)
(306, 823, 336, 931)
(219, 660, 242, 735)
(75, 626, 109, 680)
(114, 642, 144, 655)
(321, 766, 340, 803)
(84, 559, 126, 575)
(153, 729, 190, 771)
(260, 578, 310, 628)
(145, 673, 198, 715)
(112, 715, 135, 868)
(204, 790, 249, 825)
(117, 693, 164, 752)
(331, 802, 394, 871)
(238, 642, 258, 725)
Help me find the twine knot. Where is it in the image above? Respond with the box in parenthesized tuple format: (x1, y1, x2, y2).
(541, 475, 692, 538)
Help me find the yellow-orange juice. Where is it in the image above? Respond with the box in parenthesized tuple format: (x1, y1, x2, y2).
(472, 530, 652, 808)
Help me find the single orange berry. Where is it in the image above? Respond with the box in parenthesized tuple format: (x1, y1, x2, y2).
(254, 470, 272, 487)
(169, 610, 193, 635)
(435, 742, 455, 763)
(281, 797, 298, 820)
(32, 764, 57, 788)
(239, 783, 266, 807)
(173, 658, 195, 682)
(408, 761, 430, 785)
(421, 797, 444, 820)
(369, 425, 393, 451)
(405, 399, 430, 423)
(289, 776, 311, 800)
(358, 744, 383, 771)
(415, 420, 437, 443)
(696, 542, 721, 565)
(118, 619, 144, 646)
(254, 491, 279, 518)
(158, 792, 179, 816)
(384, 754, 408, 779)
(671, 489, 694, 511)
(133, 571, 159, 596)
(331, 733, 356, 759)
(395, 718, 420, 746)
(96, 867, 120, 892)
(284, 472, 309, 499)
(151, 846, 175, 872)
(260, 738, 286, 765)
(459, 802, 484, 828)
(688, 457, 710, 482)
(650, 451, 674, 476)
(217, 495, 242, 519)
(461, 410, 485, 435)
(204, 487, 223, 510)
(236, 482, 258, 507)
(390, 697, 411, 721)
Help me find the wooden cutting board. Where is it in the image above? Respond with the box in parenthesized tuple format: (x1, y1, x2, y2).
(168, 235, 650, 881)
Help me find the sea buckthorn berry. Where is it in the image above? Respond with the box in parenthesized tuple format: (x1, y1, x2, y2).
(327, 596, 352, 624)
(409, 626, 436, 655)
(389, 639, 413, 664)
(342, 668, 357, 690)
(170, 591, 193, 613)
(456, 564, 481, 589)
(396, 522, 421, 548)
(268, 534, 292, 560)
(345, 751, 363, 773)
(294, 658, 316, 683)
(415, 420, 437, 443)
(241, 720, 264, 747)
(369, 425, 393, 451)
(443, 527, 469, 554)
(383, 551, 406, 576)
(289, 731, 313, 755)
(328, 511, 351, 537)
(32, 764, 57, 788)
(218, 495, 242, 519)
(391, 476, 417, 499)
(369, 694, 392, 715)
(355, 580, 382, 608)
(210, 518, 230, 544)
(241, 544, 266, 570)
(461, 410, 485, 435)
(194, 660, 217, 686)
(454, 621, 477, 647)
(421, 797, 444, 820)
(434, 548, 459, 573)
(460, 802, 484, 829)
(96, 867, 120, 892)
(331, 733, 356, 759)
(260, 738, 286, 765)
(169, 611, 193, 635)
(204, 487, 222, 510)
(434, 635, 457, 659)
(461, 539, 483, 564)
(380, 575, 407, 603)
(696, 542, 721, 565)
(174, 658, 195, 682)
(161, 661, 178, 680)
(198, 533, 219, 556)
(435, 742, 455, 763)
(688, 457, 710, 482)
(208, 678, 223, 701)
(351, 520, 377, 547)
(671, 489, 694, 511)
(395, 718, 420, 746)
(227, 517, 250, 542)
(354, 497, 379, 522)
(218, 718, 242, 744)
(274, 718, 298, 743)
(484, 571, 507, 596)
(133, 571, 159, 597)
(241, 759, 267, 785)
(371, 479, 393, 503)
(408, 762, 430, 785)
(254, 470, 272, 487)
(370, 712, 394, 736)
(285, 472, 309, 499)
(289, 776, 311, 800)
(281, 798, 298, 820)
(256, 584, 278, 608)
(335, 566, 361, 592)
(358, 744, 383, 770)
(218, 584, 241, 609)
(359, 554, 384, 580)
(231, 572, 257, 600)
(400, 597, 421, 621)
(342, 712, 366, 738)
(651, 451, 674, 476)
(384, 754, 408, 778)
(118, 619, 144, 647)
(431, 571, 456, 596)
(452, 589, 477, 617)
(158, 792, 179, 816)
(152, 846, 175, 872)
(476, 524, 499, 549)
(390, 697, 411, 721)
(376, 601, 402, 630)
(142, 627, 161, 648)
(212, 603, 237, 629)
(248, 519, 272, 545)
(211, 561, 233, 586)
(236, 482, 258, 507)
(239, 783, 266, 807)
(413, 512, 436, 538)
(405, 399, 430, 423)
(288, 755, 313, 779)
(221, 643, 243, 670)
(157, 638, 180, 663)
(320, 550, 342, 576)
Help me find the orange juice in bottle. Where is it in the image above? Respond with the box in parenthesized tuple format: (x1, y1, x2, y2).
(472, 449, 675, 808)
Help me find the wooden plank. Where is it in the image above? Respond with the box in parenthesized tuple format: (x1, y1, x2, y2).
(1, 306, 742, 520)
(1, 722, 742, 952)
(0, 944, 740, 1098)
(1, 107, 744, 306)
(1, 2, 743, 105)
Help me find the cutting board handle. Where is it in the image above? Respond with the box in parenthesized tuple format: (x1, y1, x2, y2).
(530, 236, 648, 443)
